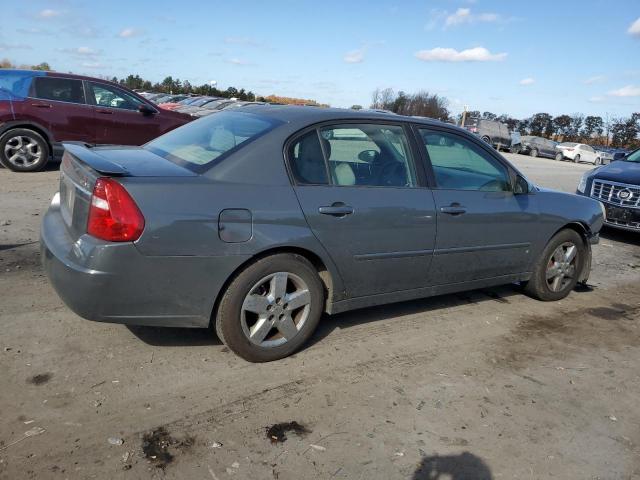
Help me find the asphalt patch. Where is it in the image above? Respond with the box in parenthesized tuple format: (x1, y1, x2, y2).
(266, 421, 310, 444)
(28, 373, 52, 385)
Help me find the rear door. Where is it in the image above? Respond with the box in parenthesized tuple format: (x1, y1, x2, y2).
(289, 123, 437, 298)
(416, 127, 539, 285)
(26, 76, 94, 142)
(85, 81, 161, 145)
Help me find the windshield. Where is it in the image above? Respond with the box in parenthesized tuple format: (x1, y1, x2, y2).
(624, 149, 640, 163)
(145, 111, 280, 171)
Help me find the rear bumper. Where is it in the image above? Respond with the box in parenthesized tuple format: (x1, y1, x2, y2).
(41, 200, 251, 328)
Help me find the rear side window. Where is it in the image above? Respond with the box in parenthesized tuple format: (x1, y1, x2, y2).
(289, 131, 329, 185)
(319, 124, 417, 187)
(32, 77, 85, 104)
(146, 111, 277, 170)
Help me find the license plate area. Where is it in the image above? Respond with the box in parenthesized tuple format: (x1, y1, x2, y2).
(604, 204, 639, 224)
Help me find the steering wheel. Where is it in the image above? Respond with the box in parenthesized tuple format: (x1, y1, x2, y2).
(377, 161, 408, 187)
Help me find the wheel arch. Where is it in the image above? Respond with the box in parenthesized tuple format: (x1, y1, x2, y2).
(0, 121, 54, 157)
(209, 245, 341, 328)
(549, 221, 593, 284)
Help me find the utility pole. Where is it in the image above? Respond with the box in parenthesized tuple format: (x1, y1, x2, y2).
(460, 104, 469, 127)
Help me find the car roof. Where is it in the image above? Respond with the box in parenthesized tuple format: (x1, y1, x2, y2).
(2, 68, 128, 90)
(238, 104, 455, 130)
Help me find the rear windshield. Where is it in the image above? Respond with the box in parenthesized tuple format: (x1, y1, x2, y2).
(0, 70, 42, 98)
(145, 111, 280, 171)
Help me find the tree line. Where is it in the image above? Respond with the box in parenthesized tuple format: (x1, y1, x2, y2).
(369, 87, 639, 149)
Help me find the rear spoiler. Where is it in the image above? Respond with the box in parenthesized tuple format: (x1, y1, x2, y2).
(62, 142, 129, 176)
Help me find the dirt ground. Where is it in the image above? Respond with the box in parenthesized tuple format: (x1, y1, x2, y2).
(1, 154, 639, 480)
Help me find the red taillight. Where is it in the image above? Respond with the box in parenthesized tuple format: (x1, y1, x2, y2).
(87, 178, 145, 242)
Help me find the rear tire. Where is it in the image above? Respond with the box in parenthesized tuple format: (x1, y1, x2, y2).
(215, 253, 325, 362)
(573, 154, 580, 163)
(595, 157, 601, 165)
(481, 136, 491, 145)
(530, 148, 539, 158)
(0, 128, 50, 172)
(523, 229, 585, 302)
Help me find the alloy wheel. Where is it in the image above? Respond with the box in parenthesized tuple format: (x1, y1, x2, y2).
(3, 135, 42, 168)
(545, 242, 578, 292)
(240, 272, 311, 348)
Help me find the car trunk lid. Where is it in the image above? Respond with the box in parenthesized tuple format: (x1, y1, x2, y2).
(59, 142, 196, 240)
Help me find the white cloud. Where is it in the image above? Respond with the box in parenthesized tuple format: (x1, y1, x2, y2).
(38, 9, 60, 18)
(607, 85, 640, 97)
(76, 46, 97, 55)
(444, 8, 500, 28)
(226, 58, 251, 65)
(583, 75, 606, 85)
(519, 77, 535, 85)
(81, 62, 105, 69)
(118, 28, 142, 38)
(415, 47, 507, 62)
(628, 17, 640, 37)
(344, 48, 365, 64)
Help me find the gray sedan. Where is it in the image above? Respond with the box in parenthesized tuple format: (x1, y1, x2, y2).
(41, 106, 604, 362)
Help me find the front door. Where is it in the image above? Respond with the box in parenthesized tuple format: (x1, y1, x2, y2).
(86, 81, 161, 145)
(416, 128, 539, 285)
(289, 124, 437, 298)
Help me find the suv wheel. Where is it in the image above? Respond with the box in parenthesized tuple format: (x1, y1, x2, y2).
(0, 129, 50, 172)
(481, 135, 491, 145)
(529, 148, 539, 158)
(215, 253, 325, 362)
(523, 229, 584, 301)
(555, 152, 563, 161)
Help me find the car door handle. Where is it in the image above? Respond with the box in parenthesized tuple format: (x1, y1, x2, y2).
(440, 204, 467, 215)
(318, 204, 354, 217)
(96, 109, 113, 115)
(31, 102, 51, 108)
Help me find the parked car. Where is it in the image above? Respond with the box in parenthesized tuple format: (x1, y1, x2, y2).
(463, 117, 512, 150)
(593, 146, 614, 164)
(556, 142, 602, 164)
(519, 136, 559, 159)
(171, 96, 220, 113)
(158, 95, 205, 111)
(41, 106, 603, 362)
(0, 70, 192, 172)
(188, 100, 237, 118)
(576, 148, 640, 232)
(174, 98, 228, 115)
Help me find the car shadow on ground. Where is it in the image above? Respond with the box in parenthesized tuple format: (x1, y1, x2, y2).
(600, 226, 640, 247)
(412, 452, 493, 479)
(306, 284, 525, 349)
(126, 325, 222, 347)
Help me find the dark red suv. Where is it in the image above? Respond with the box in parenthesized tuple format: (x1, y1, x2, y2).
(0, 70, 192, 172)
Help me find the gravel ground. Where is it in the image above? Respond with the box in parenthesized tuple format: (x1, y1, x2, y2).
(0, 153, 639, 480)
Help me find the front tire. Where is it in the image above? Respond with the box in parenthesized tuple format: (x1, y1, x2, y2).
(573, 154, 580, 163)
(0, 128, 50, 172)
(523, 229, 585, 301)
(555, 152, 563, 161)
(215, 253, 325, 362)
(595, 157, 601, 165)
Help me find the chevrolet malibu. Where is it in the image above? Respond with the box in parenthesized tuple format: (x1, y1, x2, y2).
(41, 106, 604, 362)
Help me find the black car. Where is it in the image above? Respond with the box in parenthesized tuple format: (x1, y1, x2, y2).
(520, 136, 559, 159)
(577, 148, 640, 232)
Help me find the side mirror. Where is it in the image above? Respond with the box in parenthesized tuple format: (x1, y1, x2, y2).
(513, 175, 530, 195)
(138, 104, 156, 116)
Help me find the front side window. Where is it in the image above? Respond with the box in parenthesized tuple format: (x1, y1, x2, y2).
(146, 111, 277, 170)
(319, 124, 417, 187)
(32, 77, 85, 104)
(420, 129, 511, 192)
(88, 83, 143, 110)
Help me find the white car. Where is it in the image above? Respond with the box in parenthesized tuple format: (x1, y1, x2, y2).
(556, 142, 603, 165)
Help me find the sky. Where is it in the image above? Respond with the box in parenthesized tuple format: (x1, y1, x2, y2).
(1, 0, 639, 119)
